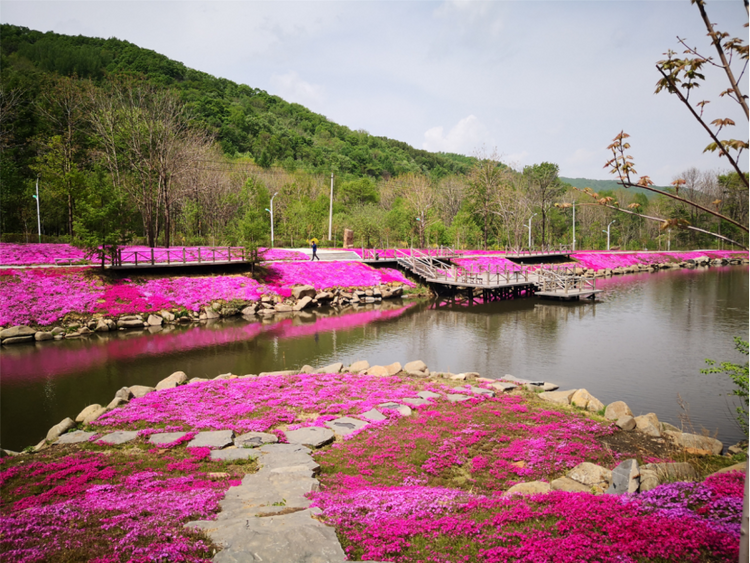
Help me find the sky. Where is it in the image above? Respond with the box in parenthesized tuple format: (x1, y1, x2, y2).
(2, 0, 748, 184)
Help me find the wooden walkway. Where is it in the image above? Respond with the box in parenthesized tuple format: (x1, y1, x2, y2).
(106, 247, 252, 269)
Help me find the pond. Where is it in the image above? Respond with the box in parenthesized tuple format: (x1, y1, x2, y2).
(1, 265, 747, 452)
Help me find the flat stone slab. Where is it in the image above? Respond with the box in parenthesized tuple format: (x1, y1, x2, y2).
(378, 401, 412, 416)
(470, 386, 494, 397)
(285, 427, 335, 448)
(402, 397, 429, 407)
(417, 390, 441, 400)
(187, 430, 235, 449)
(446, 393, 471, 403)
(97, 431, 139, 445)
(503, 376, 544, 386)
(55, 430, 97, 445)
(491, 381, 517, 392)
(148, 432, 188, 446)
(324, 416, 368, 436)
(360, 408, 387, 421)
(210, 448, 260, 462)
(234, 431, 278, 448)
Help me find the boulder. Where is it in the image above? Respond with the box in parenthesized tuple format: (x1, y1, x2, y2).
(107, 397, 128, 410)
(665, 431, 723, 455)
(241, 305, 257, 316)
(507, 481, 551, 495)
(0, 325, 36, 340)
(94, 319, 110, 332)
(349, 360, 370, 372)
(566, 462, 612, 491)
(550, 476, 592, 493)
(711, 461, 747, 475)
(75, 404, 108, 424)
(634, 413, 661, 437)
(604, 401, 633, 421)
(274, 303, 294, 312)
(2, 335, 34, 345)
(34, 331, 54, 341)
(320, 362, 343, 374)
(639, 462, 699, 492)
(570, 389, 598, 409)
(46, 417, 76, 442)
(220, 307, 238, 317)
(117, 318, 146, 328)
(538, 389, 576, 405)
(404, 360, 428, 374)
(605, 459, 640, 494)
(298, 365, 316, 374)
(293, 296, 313, 311)
(147, 314, 163, 326)
(155, 370, 188, 390)
(129, 385, 155, 398)
(160, 310, 175, 322)
(292, 285, 316, 300)
(616, 415, 636, 431)
(366, 365, 391, 377)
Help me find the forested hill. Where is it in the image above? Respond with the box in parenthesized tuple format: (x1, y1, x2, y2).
(560, 178, 658, 199)
(0, 24, 473, 178)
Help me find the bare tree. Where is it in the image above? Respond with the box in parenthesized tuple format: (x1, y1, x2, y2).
(400, 173, 435, 248)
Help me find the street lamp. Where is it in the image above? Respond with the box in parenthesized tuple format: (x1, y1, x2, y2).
(602, 220, 616, 251)
(328, 172, 334, 242)
(524, 213, 537, 249)
(32, 177, 41, 244)
(265, 191, 279, 247)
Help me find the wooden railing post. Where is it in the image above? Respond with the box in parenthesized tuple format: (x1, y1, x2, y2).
(197, 248, 201, 263)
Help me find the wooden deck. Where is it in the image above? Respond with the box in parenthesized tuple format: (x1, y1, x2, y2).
(106, 247, 252, 270)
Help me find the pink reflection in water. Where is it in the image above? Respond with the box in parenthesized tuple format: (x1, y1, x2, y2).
(0, 303, 416, 384)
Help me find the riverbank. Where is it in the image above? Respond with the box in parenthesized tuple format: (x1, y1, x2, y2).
(2, 362, 745, 562)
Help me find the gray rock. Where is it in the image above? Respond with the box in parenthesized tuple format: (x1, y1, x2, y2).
(117, 318, 146, 328)
(187, 430, 235, 449)
(129, 385, 155, 398)
(378, 402, 412, 416)
(160, 310, 175, 322)
(0, 325, 36, 340)
(616, 415, 636, 431)
(50, 326, 65, 335)
(114, 386, 132, 401)
(538, 389, 576, 405)
(567, 462, 612, 492)
(34, 331, 53, 341)
(155, 370, 188, 390)
(360, 409, 387, 421)
(148, 432, 188, 446)
(285, 427, 335, 448)
(319, 362, 343, 374)
(539, 382, 560, 391)
(46, 417, 76, 442)
(490, 381, 517, 392)
(446, 393, 471, 403)
(639, 462, 699, 492)
(469, 386, 495, 397)
(211, 448, 260, 462)
(634, 413, 661, 437)
(606, 459, 640, 494)
(665, 431, 723, 455)
(55, 430, 97, 445)
(504, 376, 544, 386)
(324, 416, 368, 436)
(417, 390, 441, 400)
(274, 303, 294, 312)
(570, 389, 604, 412)
(234, 432, 279, 448)
(402, 397, 430, 407)
(2, 335, 34, 345)
(97, 431, 139, 445)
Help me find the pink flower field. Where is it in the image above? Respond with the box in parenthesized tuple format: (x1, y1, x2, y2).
(570, 250, 747, 270)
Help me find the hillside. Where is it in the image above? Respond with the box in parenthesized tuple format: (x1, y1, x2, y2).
(560, 177, 658, 199)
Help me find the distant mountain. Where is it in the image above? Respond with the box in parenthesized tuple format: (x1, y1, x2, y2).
(560, 177, 659, 199)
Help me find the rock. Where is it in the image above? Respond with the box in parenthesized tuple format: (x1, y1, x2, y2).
(634, 413, 661, 437)
(298, 365, 316, 374)
(348, 360, 370, 372)
(616, 415, 636, 431)
(324, 416, 368, 436)
(46, 417, 76, 442)
(417, 390, 441, 400)
(660, 421, 681, 433)
(728, 441, 747, 455)
(274, 303, 294, 312)
(155, 370, 188, 390)
(148, 432, 188, 446)
(50, 327, 65, 335)
(469, 386, 494, 397)
(146, 314, 163, 326)
(365, 365, 390, 376)
(107, 397, 128, 410)
(220, 307, 238, 317)
(258, 370, 296, 377)
(55, 430, 97, 445)
(449, 373, 467, 381)
(384, 362, 402, 375)
(639, 462, 699, 492)
(94, 319, 110, 332)
(320, 362, 343, 374)
(241, 305, 257, 316)
(189, 377, 209, 384)
(550, 476, 592, 493)
(402, 397, 430, 407)
(234, 432, 278, 448)
(567, 462, 612, 491)
(570, 389, 597, 409)
(665, 431, 723, 455)
(160, 310, 175, 322)
(117, 318, 146, 328)
(292, 285, 316, 300)
(538, 389, 576, 405)
(75, 404, 108, 425)
(2, 335, 34, 345)
(97, 430, 139, 445)
(490, 381, 517, 392)
(210, 448, 260, 462)
(507, 481, 551, 495)
(446, 393, 471, 403)
(0, 325, 36, 340)
(539, 382, 559, 391)
(604, 401, 633, 421)
(404, 360, 428, 374)
(378, 402, 412, 416)
(114, 387, 132, 401)
(285, 427, 335, 448)
(34, 331, 53, 341)
(711, 461, 748, 475)
(292, 296, 313, 311)
(129, 384, 155, 398)
(187, 430, 235, 449)
(606, 459, 640, 494)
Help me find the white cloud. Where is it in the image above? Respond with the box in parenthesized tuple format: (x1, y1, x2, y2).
(422, 115, 493, 154)
(269, 71, 325, 107)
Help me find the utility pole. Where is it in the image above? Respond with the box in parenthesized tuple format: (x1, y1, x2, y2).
(33, 177, 41, 244)
(525, 213, 537, 249)
(603, 220, 616, 251)
(265, 192, 279, 247)
(328, 172, 333, 242)
(572, 203, 576, 251)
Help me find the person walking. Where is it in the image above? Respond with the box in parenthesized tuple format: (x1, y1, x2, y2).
(311, 239, 320, 261)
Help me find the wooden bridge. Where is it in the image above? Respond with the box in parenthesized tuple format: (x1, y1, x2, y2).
(393, 249, 600, 303)
(106, 247, 252, 269)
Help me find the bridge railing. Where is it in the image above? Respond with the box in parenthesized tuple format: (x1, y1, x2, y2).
(111, 247, 249, 267)
(536, 267, 598, 294)
(362, 246, 461, 261)
(505, 244, 573, 256)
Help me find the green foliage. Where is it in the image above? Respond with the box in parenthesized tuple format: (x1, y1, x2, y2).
(702, 338, 749, 434)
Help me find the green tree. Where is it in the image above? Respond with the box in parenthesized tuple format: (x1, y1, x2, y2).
(702, 337, 749, 434)
(523, 162, 565, 247)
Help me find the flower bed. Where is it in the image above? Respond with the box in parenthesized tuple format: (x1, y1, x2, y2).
(570, 250, 747, 271)
(0, 243, 89, 266)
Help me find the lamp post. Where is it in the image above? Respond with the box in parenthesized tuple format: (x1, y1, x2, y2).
(602, 219, 616, 250)
(525, 213, 537, 249)
(33, 177, 41, 244)
(572, 203, 576, 251)
(328, 172, 333, 242)
(265, 191, 278, 247)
